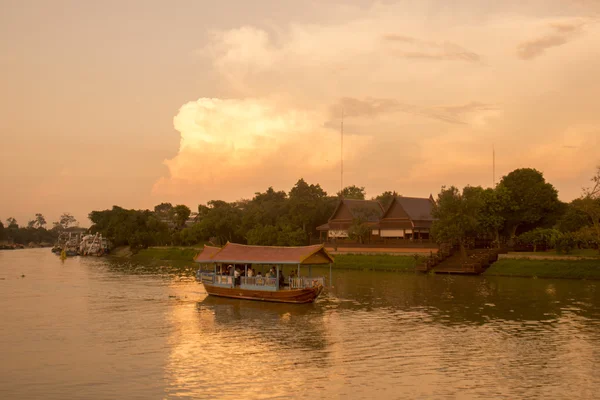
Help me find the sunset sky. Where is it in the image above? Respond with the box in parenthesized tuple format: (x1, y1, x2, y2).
(1, 0, 599, 226)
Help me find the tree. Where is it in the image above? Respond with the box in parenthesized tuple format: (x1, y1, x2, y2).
(374, 191, 398, 210)
(477, 186, 509, 247)
(241, 187, 289, 232)
(430, 186, 483, 258)
(172, 205, 191, 228)
(556, 201, 591, 233)
(154, 202, 173, 216)
(517, 228, 560, 252)
(337, 185, 366, 199)
(34, 213, 46, 229)
(6, 217, 18, 229)
(196, 200, 244, 245)
(498, 168, 560, 238)
(574, 166, 600, 254)
(346, 205, 380, 244)
(59, 213, 77, 229)
(288, 178, 329, 235)
(0, 221, 5, 240)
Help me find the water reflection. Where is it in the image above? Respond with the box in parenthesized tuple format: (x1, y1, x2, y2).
(2, 250, 600, 399)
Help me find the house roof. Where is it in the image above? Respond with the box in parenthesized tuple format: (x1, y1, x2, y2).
(382, 196, 434, 222)
(194, 245, 222, 262)
(194, 242, 334, 265)
(316, 223, 329, 231)
(329, 198, 384, 222)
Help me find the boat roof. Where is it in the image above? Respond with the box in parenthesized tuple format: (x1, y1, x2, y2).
(194, 242, 334, 265)
(193, 245, 222, 262)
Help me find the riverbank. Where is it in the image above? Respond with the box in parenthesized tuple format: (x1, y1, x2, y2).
(116, 246, 420, 272)
(115, 246, 600, 279)
(484, 258, 600, 280)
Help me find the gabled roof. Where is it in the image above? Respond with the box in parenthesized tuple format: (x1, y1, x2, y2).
(194, 245, 222, 263)
(382, 196, 434, 221)
(329, 198, 384, 222)
(195, 242, 334, 265)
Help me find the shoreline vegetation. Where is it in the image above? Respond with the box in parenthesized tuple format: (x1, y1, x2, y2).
(115, 246, 600, 280)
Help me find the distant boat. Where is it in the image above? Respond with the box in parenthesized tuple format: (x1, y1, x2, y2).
(195, 243, 334, 304)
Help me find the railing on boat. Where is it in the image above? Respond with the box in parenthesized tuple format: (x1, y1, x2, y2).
(198, 272, 234, 285)
(289, 276, 324, 289)
(240, 276, 277, 287)
(198, 272, 325, 290)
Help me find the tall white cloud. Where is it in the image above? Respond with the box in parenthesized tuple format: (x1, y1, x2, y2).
(156, 1, 600, 202)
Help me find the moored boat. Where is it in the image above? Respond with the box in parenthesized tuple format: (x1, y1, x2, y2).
(195, 242, 334, 304)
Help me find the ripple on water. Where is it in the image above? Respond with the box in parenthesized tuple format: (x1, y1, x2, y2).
(1, 250, 600, 399)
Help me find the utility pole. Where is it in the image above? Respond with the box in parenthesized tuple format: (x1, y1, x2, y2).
(341, 108, 344, 194)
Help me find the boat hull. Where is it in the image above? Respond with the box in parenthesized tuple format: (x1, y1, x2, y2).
(203, 284, 323, 304)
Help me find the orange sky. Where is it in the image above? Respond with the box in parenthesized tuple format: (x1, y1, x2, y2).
(1, 0, 599, 226)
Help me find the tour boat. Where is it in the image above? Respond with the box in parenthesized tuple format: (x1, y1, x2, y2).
(194, 242, 334, 304)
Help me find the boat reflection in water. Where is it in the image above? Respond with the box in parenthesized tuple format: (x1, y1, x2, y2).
(194, 243, 334, 303)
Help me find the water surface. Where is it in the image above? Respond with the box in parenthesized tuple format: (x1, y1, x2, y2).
(1, 249, 599, 399)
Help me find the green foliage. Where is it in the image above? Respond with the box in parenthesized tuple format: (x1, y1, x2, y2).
(477, 186, 508, 245)
(333, 254, 417, 271)
(498, 168, 560, 235)
(89, 206, 170, 249)
(59, 213, 77, 229)
(337, 185, 366, 199)
(431, 185, 483, 257)
(572, 226, 599, 249)
(172, 204, 191, 228)
(195, 200, 244, 245)
(375, 191, 397, 210)
(6, 217, 18, 229)
(574, 167, 600, 254)
(346, 204, 380, 244)
(347, 220, 371, 244)
(556, 201, 591, 232)
(517, 228, 560, 251)
(554, 232, 577, 254)
(0, 215, 58, 245)
(246, 224, 280, 245)
(288, 178, 330, 234)
(485, 258, 600, 279)
(246, 224, 307, 246)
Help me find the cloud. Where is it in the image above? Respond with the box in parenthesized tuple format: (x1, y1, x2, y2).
(329, 97, 500, 126)
(383, 34, 481, 63)
(156, 2, 600, 203)
(153, 98, 370, 199)
(517, 20, 586, 59)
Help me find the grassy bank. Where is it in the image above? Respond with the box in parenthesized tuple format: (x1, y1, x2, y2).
(124, 247, 419, 272)
(331, 254, 418, 272)
(485, 259, 600, 280)
(130, 247, 200, 262)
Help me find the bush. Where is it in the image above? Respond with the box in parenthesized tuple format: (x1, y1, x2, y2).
(554, 232, 576, 254)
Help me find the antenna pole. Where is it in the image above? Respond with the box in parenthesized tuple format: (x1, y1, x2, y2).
(341, 109, 344, 193)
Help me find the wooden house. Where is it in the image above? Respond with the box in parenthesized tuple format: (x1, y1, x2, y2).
(317, 195, 435, 243)
(317, 199, 384, 241)
(376, 195, 435, 240)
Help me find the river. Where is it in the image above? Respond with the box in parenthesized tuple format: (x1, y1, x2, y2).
(1, 249, 599, 399)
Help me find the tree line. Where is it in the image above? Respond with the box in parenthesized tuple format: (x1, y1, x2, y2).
(0, 213, 79, 246)
(87, 179, 395, 250)
(431, 167, 600, 255)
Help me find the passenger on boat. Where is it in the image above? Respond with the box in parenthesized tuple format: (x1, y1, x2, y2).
(234, 268, 241, 286)
(279, 270, 285, 287)
(247, 267, 254, 277)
